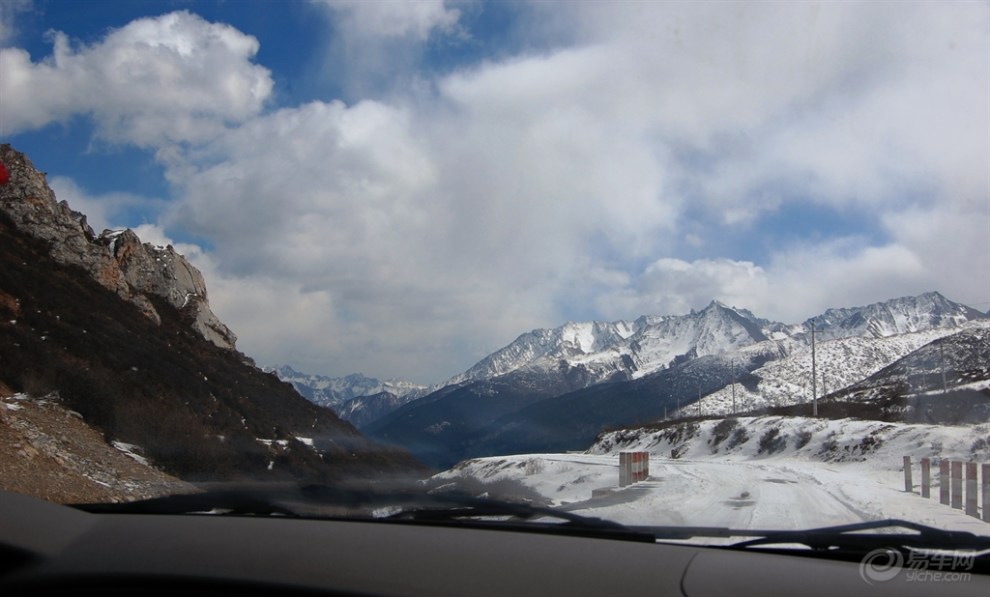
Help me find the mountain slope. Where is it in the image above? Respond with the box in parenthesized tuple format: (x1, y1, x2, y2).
(835, 324, 990, 405)
(688, 324, 988, 417)
(335, 391, 424, 428)
(1, 390, 194, 503)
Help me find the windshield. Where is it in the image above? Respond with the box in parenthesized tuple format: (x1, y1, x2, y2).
(1, 0, 988, 562)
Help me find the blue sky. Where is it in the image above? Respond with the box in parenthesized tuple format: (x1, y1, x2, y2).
(1, 1, 988, 383)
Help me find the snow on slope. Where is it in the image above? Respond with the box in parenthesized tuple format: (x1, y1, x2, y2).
(436, 417, 990, 537)
(444, 320, 640, 386)
(687, 324, 990, 417)
(590, 416, 989, 469)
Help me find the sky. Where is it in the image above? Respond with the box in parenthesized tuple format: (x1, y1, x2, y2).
(1, 0, 988, 384)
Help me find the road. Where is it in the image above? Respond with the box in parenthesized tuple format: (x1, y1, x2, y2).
(446, 453, 989, 535)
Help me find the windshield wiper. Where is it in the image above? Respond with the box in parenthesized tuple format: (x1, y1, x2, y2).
(71, 484, 654, 542)
(74, 491, 990, 553)
(727, 519, 990, 552)
(72, 486, 304, 517)
(380, 495, 657, 542)
(626, 518, 990, 552)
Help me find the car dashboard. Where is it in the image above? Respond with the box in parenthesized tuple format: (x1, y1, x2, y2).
(1, 489, 986, 596)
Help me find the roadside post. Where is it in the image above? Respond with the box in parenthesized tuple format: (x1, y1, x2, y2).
(939, 460, 950, 505)
(966, 462, 978, 518)
(983, 464, 990, 523)
(951, 461, 963, 510)
(903, 456, 912, 492)
(920, 458, 930, 498)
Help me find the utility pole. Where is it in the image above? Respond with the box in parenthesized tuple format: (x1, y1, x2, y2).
(939, 340, 948, 395)
(731, 360, 737, 415)
(811, 320, 818, 418)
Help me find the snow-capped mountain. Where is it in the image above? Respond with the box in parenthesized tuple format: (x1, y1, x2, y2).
(443, 301, 777, 390)
(440, 293, 984, 393)
(367, 292, 987, 468)
(273, 365, 428, 408)
(806, 291, 984, 341)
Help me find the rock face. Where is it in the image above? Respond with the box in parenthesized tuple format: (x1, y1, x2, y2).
(101, 229, 236, 349)
(0, 144, 235, 350)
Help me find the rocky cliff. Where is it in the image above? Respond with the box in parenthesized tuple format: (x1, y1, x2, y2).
(0, 144, 235, 350)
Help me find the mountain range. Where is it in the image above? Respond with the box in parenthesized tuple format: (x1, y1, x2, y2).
(361, 293, 988, 468)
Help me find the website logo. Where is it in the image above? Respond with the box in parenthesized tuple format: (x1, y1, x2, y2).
(859, 549, 904, 585)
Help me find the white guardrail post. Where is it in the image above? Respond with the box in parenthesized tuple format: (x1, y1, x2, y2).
(983, 463, 990, 523)
(619, 452, 630, 487)
(965, 462, 978, 518)
(940, 460, 950, 506)
(903, 456, 912, 492)
(914, 458, 988, 521)
(951, 461, 963, 510)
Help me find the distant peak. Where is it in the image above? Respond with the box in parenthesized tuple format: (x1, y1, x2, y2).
(701, 299, 735, 314)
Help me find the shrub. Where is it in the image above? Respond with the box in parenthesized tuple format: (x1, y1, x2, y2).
(524, 458, 545, 476)
(726, 427, 749, 450)
(710, 417, 739, 452)
(758, 428, 787, 454)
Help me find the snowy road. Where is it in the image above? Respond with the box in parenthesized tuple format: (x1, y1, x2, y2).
(565, 459, 879, 530)
(441, 453, 990, 537)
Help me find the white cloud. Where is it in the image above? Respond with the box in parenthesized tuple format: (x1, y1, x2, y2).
(163, 98, 561, 381)
(307, 0, 465, 100)
(314, 0, 461, 40)
(158, 1, 986, 381)
(10, 2, 988, 381)
(595, 258, 770, 320)
(594, 242, 935, 327)
(0, 11, 273, 145)
(758, 242, 931, 322)
(0, 0, 31, 44)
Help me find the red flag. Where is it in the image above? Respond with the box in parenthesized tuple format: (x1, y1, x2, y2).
(0, 161, 9, 185)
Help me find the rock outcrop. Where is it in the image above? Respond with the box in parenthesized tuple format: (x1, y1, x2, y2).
(100, 229, 236, 349)
(0, 144, 235, 350)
